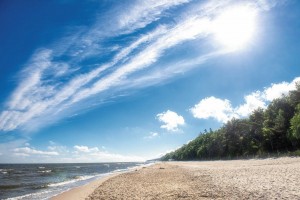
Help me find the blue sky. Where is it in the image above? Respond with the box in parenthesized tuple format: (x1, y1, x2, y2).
(1, 0, 300, 163)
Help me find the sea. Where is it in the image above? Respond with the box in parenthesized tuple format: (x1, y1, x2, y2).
(0, 162, 147, 200)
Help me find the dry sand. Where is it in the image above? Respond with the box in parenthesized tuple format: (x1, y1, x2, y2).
(52, 157, 300, 200)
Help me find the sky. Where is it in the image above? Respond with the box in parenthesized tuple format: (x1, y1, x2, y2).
(0, 0, 300, 163)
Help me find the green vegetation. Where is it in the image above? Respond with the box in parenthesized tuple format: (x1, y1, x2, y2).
(162, 83, 300, 161)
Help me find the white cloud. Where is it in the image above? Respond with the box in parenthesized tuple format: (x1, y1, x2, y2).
(144, 132, 159, 139)
(191, 77, 300, 123)
(0, 6, 211, 132)
(157, 110, 185, 131)
(73, 145, 144, 162)
(116, 0, 190, 34)
(0, 0, 278, 132)
(70, 17, 213, 105)
(263, 77, 300, 101)
(256, 0, 286, 11)
(14, 153, 29, 157)
(190, 96, 235, 123)
(0, 27, 168, 132)
(74, 145, 99, 153)
(47, 142, 69, 153)
(0, 139, 29, 154)
(0, 142, 144, 163)
(7, 49, 53, 111)
(237, 77, 300, 116)
(235, 91, 266, 117)
(13, 147, 59, 156)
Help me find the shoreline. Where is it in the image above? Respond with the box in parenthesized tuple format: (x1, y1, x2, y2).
(50, 172, 121, 200)
(52, 157, 300, 199)
(50, 164, 151, 200)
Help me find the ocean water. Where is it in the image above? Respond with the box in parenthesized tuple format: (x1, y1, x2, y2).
(0, 162, 144, 200)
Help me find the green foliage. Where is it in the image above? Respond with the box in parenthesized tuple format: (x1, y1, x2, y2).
(161, 83, 300, 161)
(290, 104, 300, 139)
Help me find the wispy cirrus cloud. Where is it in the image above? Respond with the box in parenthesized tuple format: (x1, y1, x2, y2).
(0, 0, 274, 132)
(57, 0, 191, 61)
(115, 0, 191, 34)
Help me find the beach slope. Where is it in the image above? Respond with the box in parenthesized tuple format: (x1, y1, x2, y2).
(53, 157, 300, 199)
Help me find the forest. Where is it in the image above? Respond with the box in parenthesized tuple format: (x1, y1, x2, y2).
(162, 83, 300, 161)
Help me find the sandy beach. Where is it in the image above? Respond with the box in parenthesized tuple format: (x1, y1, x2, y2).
(52, 157, 300, 200)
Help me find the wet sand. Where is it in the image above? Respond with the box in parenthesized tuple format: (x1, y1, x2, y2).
(53, 157, 300, 200)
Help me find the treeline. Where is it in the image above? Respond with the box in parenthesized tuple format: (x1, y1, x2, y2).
(162, 83, 300, 161)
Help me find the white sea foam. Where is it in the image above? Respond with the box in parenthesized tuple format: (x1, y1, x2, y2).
(4, 175, 101, 200)
(37, 170, 52, 173)
(0, 168, 14, 174)
(113, 168, 128, 173)
(128, 162, 156, 170)
(48, 175, 95, 187)
(4, 190, 52, 200)
(3, 175, 99, 200)
(0, 168, 14, 172)
(3, 163, 141, 200)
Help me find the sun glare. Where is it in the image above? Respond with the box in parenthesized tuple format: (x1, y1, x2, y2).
(212, 6, 257, 51)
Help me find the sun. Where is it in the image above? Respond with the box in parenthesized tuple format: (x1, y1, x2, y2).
(212, 5, 257, 51)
